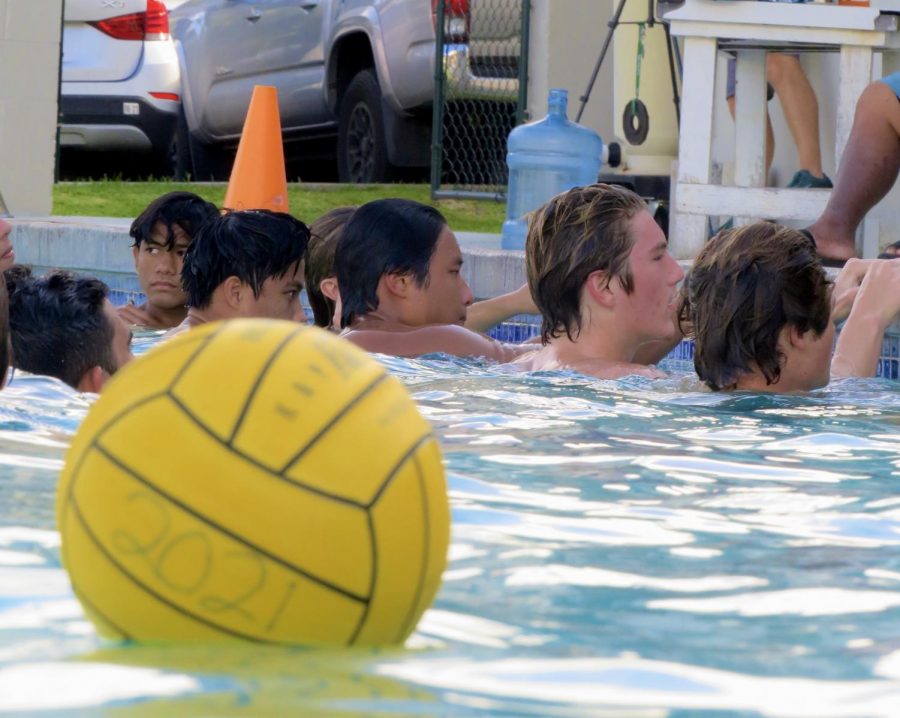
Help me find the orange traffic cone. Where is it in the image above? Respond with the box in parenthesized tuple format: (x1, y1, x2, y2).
(223, 85, 289, 213)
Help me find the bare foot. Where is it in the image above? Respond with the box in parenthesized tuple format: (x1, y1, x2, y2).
(804, 221, 856, 264)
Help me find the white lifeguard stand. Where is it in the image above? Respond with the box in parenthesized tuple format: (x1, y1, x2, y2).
(665, 0, 900, 259)
(0, 0, 63, 217)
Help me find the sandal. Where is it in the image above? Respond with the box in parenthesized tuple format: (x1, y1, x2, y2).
(878, 239, 900, 259)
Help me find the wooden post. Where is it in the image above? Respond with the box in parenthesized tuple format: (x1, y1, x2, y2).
(733, 49, 768, 226)
(670, 35, 717, 259)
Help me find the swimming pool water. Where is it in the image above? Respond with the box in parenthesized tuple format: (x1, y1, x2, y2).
(3, 339, 900, 716)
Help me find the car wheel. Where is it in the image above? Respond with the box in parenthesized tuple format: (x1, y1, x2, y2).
(170, 106, 192, 180)
(337, 69, 396, 183)
(189, 132, 227, 181)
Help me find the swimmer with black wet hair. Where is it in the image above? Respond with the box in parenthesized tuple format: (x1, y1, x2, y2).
(316, 202, 536, 337)
(6, 267, 133, 393)
(123, 191, 220, 329)
(336, 198, 536, 361)
(170, 209, 310, 336)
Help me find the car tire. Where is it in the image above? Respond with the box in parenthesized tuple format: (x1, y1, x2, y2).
(337, 69, 397, 183)
(170, 106, 192, 180)
(189, 132, 227, 181)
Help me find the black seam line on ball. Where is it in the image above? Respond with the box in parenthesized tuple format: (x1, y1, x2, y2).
(279, 372, 389, 475)
(348, 511, 377, 646)
(67, 492, 286, 645)
(166, 390, 365, 509)
(61, 391, 170, 540)
(166, 324, 227, 394)
(396, 451, 432, 644)
(71, 581, 133, 641)
(92, 440, 370, 605)
(227, 325, 306, 446)
(348, 433, 435, 646)
(366, 432, 435, 510)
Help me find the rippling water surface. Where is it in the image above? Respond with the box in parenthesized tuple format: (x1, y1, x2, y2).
(3, 342, 900, 716)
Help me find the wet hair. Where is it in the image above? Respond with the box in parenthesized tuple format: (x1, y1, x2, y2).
(526, 183, 647, 344)
(5, 267, 117, 389)
(306, 206, 356, 328)
(335, 198, 447, 328)
(182, 210, 310, 309)
(684, 222, 832, 391)
(129, 191, 220, 250)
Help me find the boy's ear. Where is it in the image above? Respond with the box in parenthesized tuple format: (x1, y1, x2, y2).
(76, 366, 106, 394)
(383, 272, 413, 299)
(585, 270, 615, 309)
(787, 324, 811, 349)
(319, 277, 340, 302)
(221, 276, 245, 310)
(132, 245, 140, 265)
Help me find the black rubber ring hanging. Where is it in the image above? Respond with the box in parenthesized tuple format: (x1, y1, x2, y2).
(623, 99, 649, 145)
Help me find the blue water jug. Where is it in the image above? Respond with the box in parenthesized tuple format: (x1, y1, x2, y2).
(501, 88, 604, 250)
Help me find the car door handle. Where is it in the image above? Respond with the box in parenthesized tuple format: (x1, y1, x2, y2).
(299, 1, 319, 10)
(246, 7, 262, 22)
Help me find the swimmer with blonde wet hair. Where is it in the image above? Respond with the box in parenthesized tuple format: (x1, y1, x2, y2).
(515, 183, 685, 379)
(306, 206, 356, 330)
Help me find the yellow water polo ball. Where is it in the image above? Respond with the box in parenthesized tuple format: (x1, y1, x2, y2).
(56, 319, 449, 646)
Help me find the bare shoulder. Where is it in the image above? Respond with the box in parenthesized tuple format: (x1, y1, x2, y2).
(343, 324, 527, 362)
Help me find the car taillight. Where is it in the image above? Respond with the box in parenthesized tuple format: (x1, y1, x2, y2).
(144, 0, 170, 40)
(89, 0, 170, 41)
(432, 0, 470, 44)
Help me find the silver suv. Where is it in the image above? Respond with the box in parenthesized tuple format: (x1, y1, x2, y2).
(60, 0, 183, 174)
(170, 0, 520, 182)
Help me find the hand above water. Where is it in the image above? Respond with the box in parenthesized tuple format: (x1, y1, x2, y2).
(831, 258, 900, 378)
(831, 258, 875, 324)
(118, 303, 155, 328)
(850, 258, 900, 328)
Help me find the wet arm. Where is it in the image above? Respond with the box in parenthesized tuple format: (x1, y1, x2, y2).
(464, 284, 538, 334)
(344, 324, 533, 362)
(831, 260, 900, 378)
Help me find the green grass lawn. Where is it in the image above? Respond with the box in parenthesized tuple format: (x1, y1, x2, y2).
(53, 181, 506, 234)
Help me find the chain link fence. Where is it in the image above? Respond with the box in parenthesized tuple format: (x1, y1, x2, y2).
(431, 0, 530, 201)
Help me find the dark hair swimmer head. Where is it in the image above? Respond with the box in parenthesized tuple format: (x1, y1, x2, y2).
(129, 191, 220, 250)
(182, 209, 311, 309)
(335, 198, 446, 329)
(5, 267, 130, 390)
(685, 222, 832, 391)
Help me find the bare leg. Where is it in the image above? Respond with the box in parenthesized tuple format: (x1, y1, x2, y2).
(807, 81, 900, 261)
(727, 95, 775, 173)
(767, 54, 824, 177)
